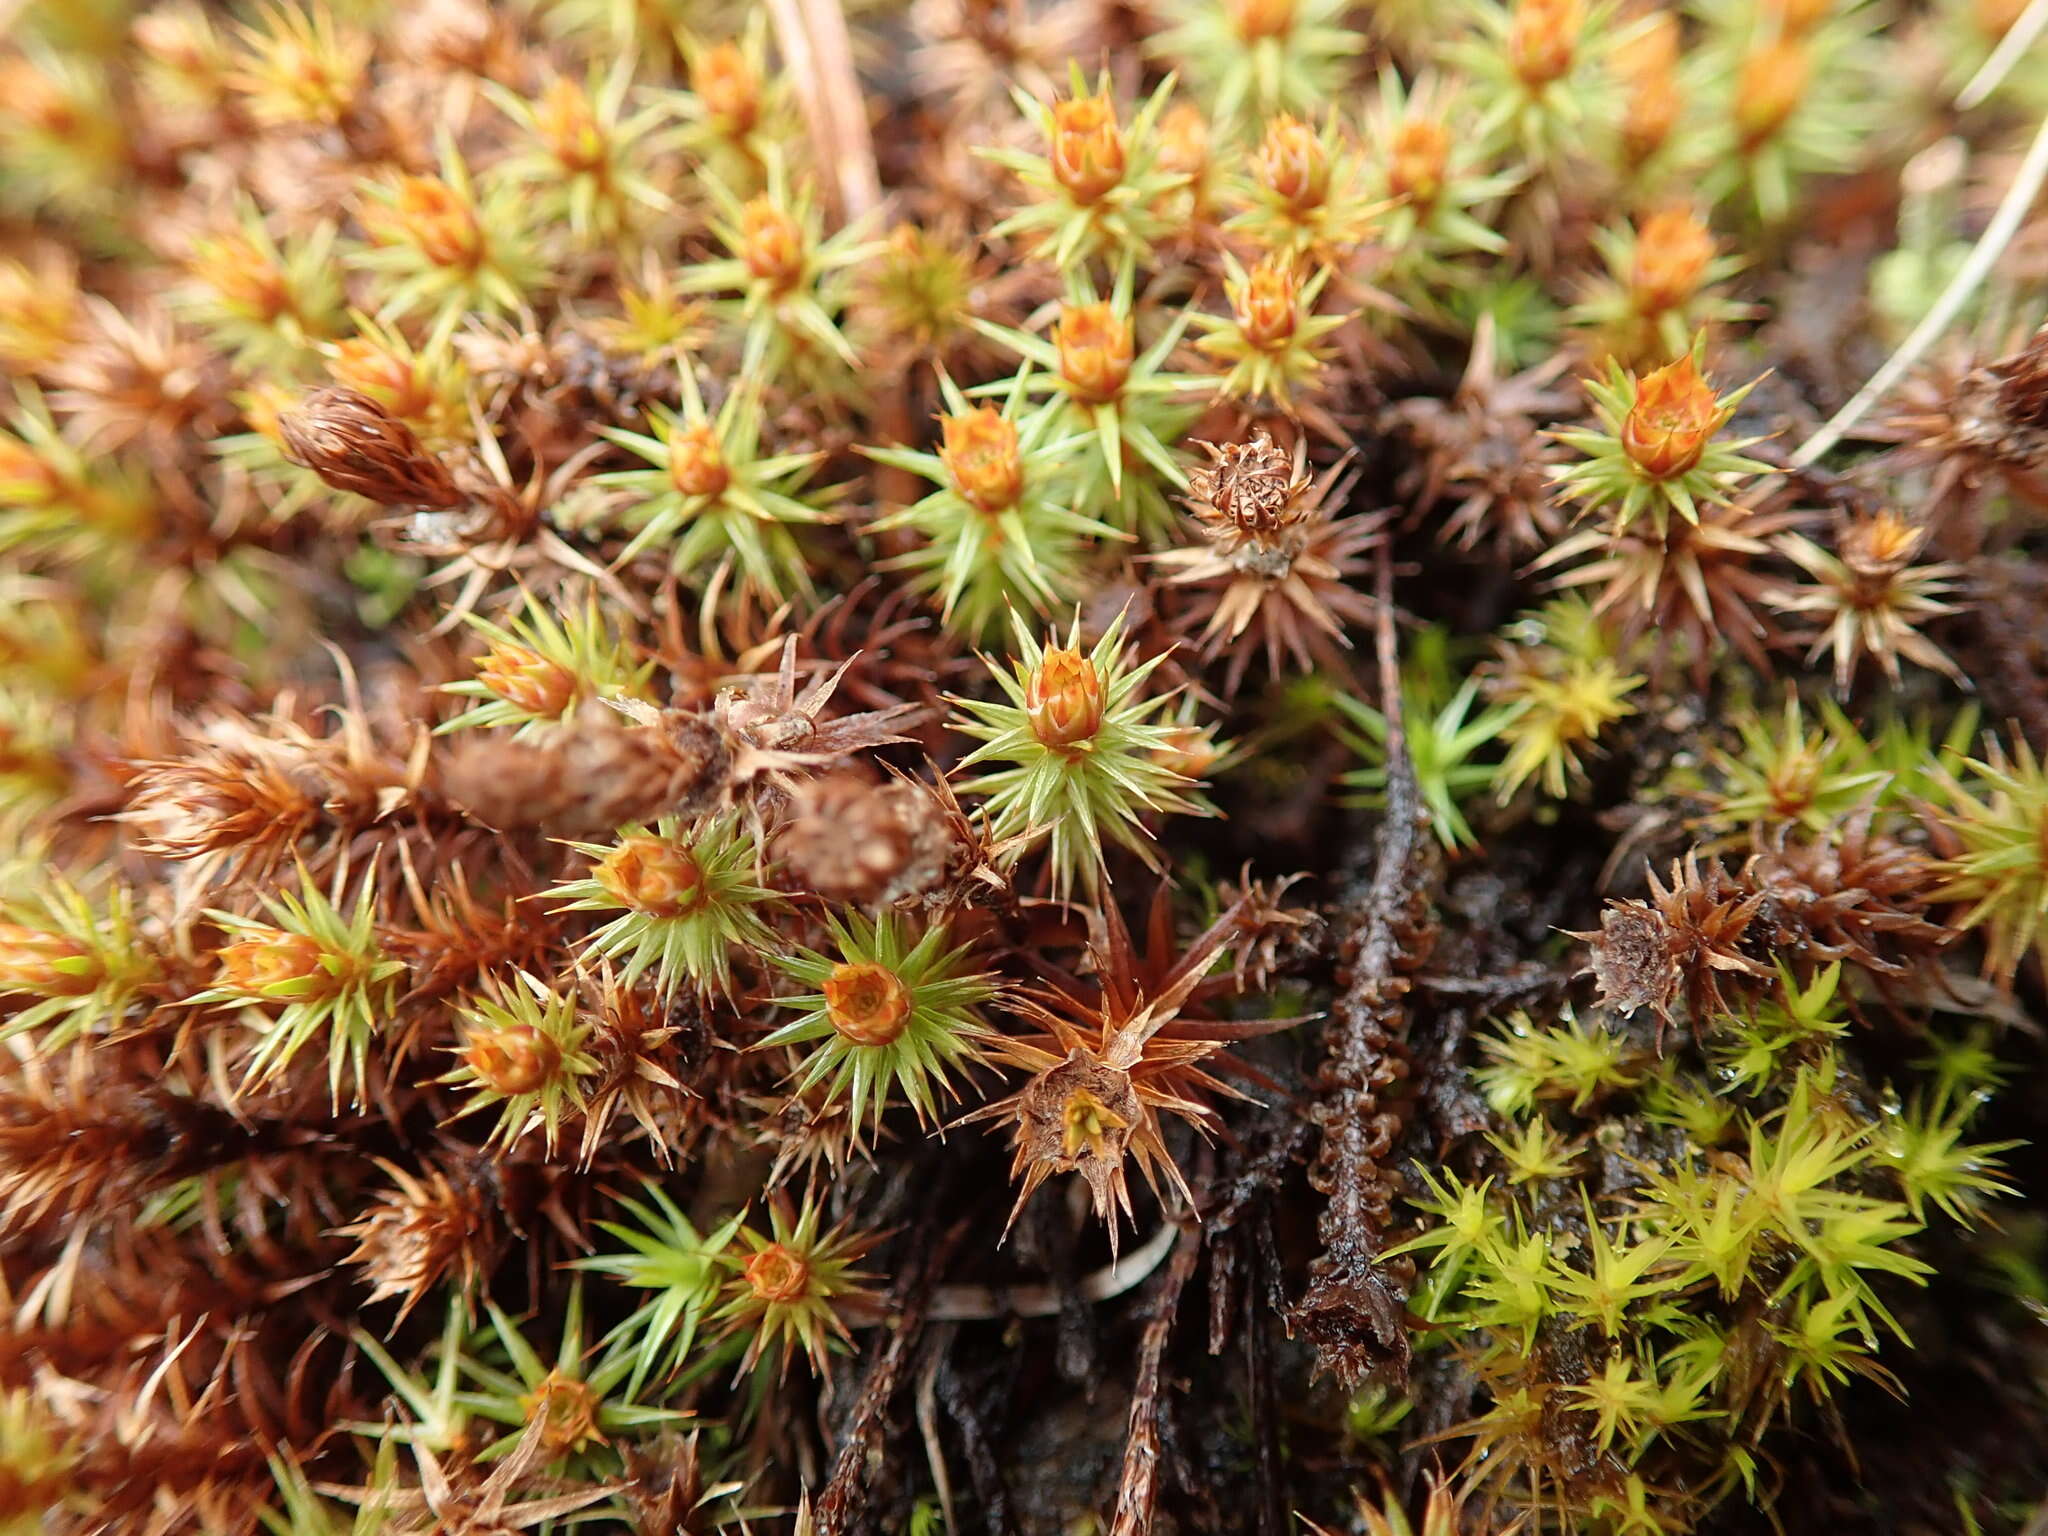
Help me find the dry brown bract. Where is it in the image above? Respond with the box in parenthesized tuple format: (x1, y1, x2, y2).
(1877, 323, 2048, 532)
(961, 885, 1300, 1250)
(1742, 811, 1955, 982)
(1152, 428, 1386, 696)
(335, 1157, 497, 1321)
(1578, 853, 1772, 1037)
(608, 636, 925, 823)
(1386, 316, 1572, 557)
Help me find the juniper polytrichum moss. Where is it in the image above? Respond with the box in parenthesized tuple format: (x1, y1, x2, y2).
(4, 0, 2048, 1532)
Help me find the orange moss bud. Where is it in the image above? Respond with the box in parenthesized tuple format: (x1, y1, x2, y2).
(328, 340, 434, 424)
(1156, 102, 1211, 181)
(0, 925, 100, 996)
(1025, 646, 1104, 749)
(741, 198, 805, 291)
(667, 423, 730, 498)
(218, 928, 330, 994)
(463, 1021, 560, 1095)
(1233, 0, 1298, 39)
(1629, 208, 1714, 315)
(534, 76, 604, 173)
(1233, 257, 1301, 350)
(1509, 0, 1582, 88)
(596, 837, 705, 917)
(476, 642, 576, 718)
(745, 1242, 812, 1302)
(694, 41, 760, 134)
(191, 231, 290, 320)
(1614, 12, 1681, 163)
(1253, 115, 1328, 209)
(520, 1372, 604, 1455)
(940, 406, 1024, 513)
(1055, 302, 1134, 404)
(0, 438, 63, 505)
(1768, 0, 1833, 37)
(366, 177, 484, 270)
(1050, 94, 1125, 204)
(1840, 509, 1926, 589)
(1735, 39, 1809, 152)
(823, 962, 913, 1047)
(0, 58, 81, 136)
(1622, 356, 1719, 479)
(1387, 118, 1450, 207)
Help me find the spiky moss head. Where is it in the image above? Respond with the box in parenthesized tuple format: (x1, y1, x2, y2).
(193, 868, 405, 1107)
(757, 908, 998, 1148)
(549, 812, 779, 998)
(713, 1197, 879, 1382)
(1550, 336, 1776, 537)
(438, 969, 600, 1156)
(950, 608, 1213, 900)
(438, 591, 654, 740)
(864, 367, 1126, 641)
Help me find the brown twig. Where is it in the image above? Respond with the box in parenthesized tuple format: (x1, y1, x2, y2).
(765, 0, 882, 225)
(1290, 544, 1437, 1390)
(1109, 1217, 1202, 1536)
(816, 1219, 963, 1534)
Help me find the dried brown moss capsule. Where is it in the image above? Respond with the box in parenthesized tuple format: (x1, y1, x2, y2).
(276, 386, 462, 507)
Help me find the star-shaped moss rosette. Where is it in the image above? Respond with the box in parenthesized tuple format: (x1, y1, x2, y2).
(1695, 14, 1874, 225)
(437, 591, 654, 741)
(1931, 734, 2048, 986)
(457, 1286, 688, 1477)
(1488, 598, 1645, 802)
(669, 14, 794, 184)
(950, 609, 1211, 900)
(1225, 111, 1386, 261)
(675, 152, 879, 384)
(1570, 206, 1748, 368)
(756, 909, 999, 1150)
(596, 364, 837, 602)
(863, 368, 1120, 641)
(1145, 0, 1364, 131)
(1549, 338, 1775, 536)
(960, 882, 1302, 1248)
(175, 198, 345, 372)
(480, 55, 673, 244)
(1446, 0, 1626, 171)
(712, 1196, 879, 1383)
(548, 812, 778, 998)
(969, 257, 1207, 540)
(348, 129, 548, 347)
(0, 875, 162, 1050)
(438, 970, 600, 1157)
(190, 868, 406, 1105)
(1335, 637, 1526, 852)
(1192, 251, 1350, 412)
(0, 382, 156, 568)
(1362, 69, 1521, 303)
(984, 65, 1188, 268)
(573, 1184, 744, 1398)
